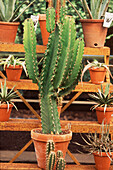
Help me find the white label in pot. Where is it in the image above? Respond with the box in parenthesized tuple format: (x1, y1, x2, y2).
(103, 12, 113, 28)
(31, 15, 39, 31)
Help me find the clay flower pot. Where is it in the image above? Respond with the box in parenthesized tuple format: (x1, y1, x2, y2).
(80, 19, 108, 47)
(31, 128, 72, 169)
(96, 107, 113, 124)
(0, 22, 19, 43)
(39, 14, 50, 46)
(89, 67, 106, 84)
(93, 152, 112, 170)
(5, 65, 23, 81)
(0, 104, 13, 121)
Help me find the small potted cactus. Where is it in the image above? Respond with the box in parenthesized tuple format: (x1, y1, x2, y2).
(23, 8, 84, 169)
(0, 55, 28, 81)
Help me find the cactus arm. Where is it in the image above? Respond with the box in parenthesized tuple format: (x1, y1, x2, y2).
(61, 39, 84, 89)
(46, 140, 55, 158)
(46, 151, 56, 170)
(23, 19, 39, 84)
(40, 25, 60, 96)
(40, 95, 61, 134)
(59, 6, 66, 24)
(56, 157, 65, 170)
(81, 0, 93, 19)
(46, 7, 55, 33)
(53, 17, 74, 89)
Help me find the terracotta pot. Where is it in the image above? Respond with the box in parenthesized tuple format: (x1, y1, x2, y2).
(0, 104, 13, 121)
(0, 21, 19, 43)
(89, 67, 106, 84)
(93, 152, 112, 170)
(5, 65, 23, 81)
(96, 107, 113, 124)
(80, 19, 108, 47)
(39, 14, 50, 46)
(31, 128, 72, 169)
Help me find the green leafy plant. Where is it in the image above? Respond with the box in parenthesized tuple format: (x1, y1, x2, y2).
(81, 59, 113, 83)
(67, 0, 110, 19)
(23, 14, 84, 134)
(74, 122, 113, 161)
(0, 55, 28, 76)
(0, 0, 35, 22)
(0, 79, 18, 110)
(46, 140, 65, 170)
(89, 83, 113, 112)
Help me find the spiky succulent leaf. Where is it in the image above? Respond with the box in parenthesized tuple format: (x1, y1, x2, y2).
(23, 18, 39, 84)
(46, 7, 55, 33)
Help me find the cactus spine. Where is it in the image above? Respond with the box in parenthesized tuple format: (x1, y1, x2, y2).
(46, 140, 65, 170)
(23, 14, 84, 134)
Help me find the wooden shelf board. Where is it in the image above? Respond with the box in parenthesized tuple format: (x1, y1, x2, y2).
(0, 79, 113, 92)
(0, 119, 113, 133)
(0, 163, 113, 170)
(0, 44, 110, 55)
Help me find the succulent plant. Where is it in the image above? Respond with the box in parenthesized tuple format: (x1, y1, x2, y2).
(0, 0, 35, 22)
(0, 79, 18, 110)
(89, 83, 113, 113)
(23, 14, 84, 134)
(67, 0, 110, 19)
(74, 122, 113, 161)
(0, 55, 28, 76)
(81, 59, 113, 83)
(46, 140, 65, 170)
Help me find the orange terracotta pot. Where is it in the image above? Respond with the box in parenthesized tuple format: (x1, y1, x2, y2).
(93, 152, 112, 170)
(39, 14, 50, 46)
(80, 19, 108, 47)
(31, 128, 72, 169)
(0, 104, 13, 121)
(89, 67, 106, 84)
(0, 22, 19, 43)
(96, 107, 113, 124)
(5, 65, 23, 81)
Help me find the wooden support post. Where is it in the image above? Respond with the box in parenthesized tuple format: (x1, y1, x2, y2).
(104, 55, 110, 83)
(14, 88, 41, 120)
(67, 150, 80, 165)
(9, 139, 33, 163)
(61, 92, 82, 113)
(0, 71, 6, 79)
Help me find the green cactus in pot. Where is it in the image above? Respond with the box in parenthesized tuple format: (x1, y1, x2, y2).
(23, 15, 84, 134)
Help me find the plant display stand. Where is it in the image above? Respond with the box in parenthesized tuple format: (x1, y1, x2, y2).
(0, 44, 113, 169)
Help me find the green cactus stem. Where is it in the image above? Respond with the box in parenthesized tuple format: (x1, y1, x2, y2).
(46, 7, 55, 33)
(56, 157, 65, 170)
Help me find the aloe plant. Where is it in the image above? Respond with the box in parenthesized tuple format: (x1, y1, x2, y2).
(67, 0, 110, 19)
(0, 55, 28, 76)
(89, 83, 113, 113)
(46, 140, 65, 170)
(0, 0, 35, 22)
(0, 79, 18, 110)
(23, 15, 84, 134)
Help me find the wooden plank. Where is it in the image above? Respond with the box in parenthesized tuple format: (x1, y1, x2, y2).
(0, 44, 110, 55)
(0, 119, 113, 133)
(0, 163, 113, 170)
(0, 44, 46, 54)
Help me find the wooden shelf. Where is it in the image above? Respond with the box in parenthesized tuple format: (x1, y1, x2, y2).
(0, 44, 110, 55)
(0, 163, 113, 170)
(1, 119, 113, 133)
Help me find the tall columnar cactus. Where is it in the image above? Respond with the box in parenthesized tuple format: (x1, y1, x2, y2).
(46, 140, 65, 170)
(23, 15, 84, 134)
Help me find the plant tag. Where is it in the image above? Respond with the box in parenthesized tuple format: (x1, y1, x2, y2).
(103, 12, 113, 28)
(31, 15, 39, 31)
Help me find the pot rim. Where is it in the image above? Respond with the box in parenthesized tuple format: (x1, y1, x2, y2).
(0, 21, 20, 25)
(88, 67, 106, 71)
(39, 14, 46, 20)
(31, 128, 72, 142)
(5, 65, 23, 69)
(0, 103, 13, 108)
(96, 106, 113, 111)
(93, 152, 112, 157)
(80, 19, 104, 23)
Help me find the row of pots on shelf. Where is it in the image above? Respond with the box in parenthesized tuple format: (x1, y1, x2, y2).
(0, 13, 108, 48)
